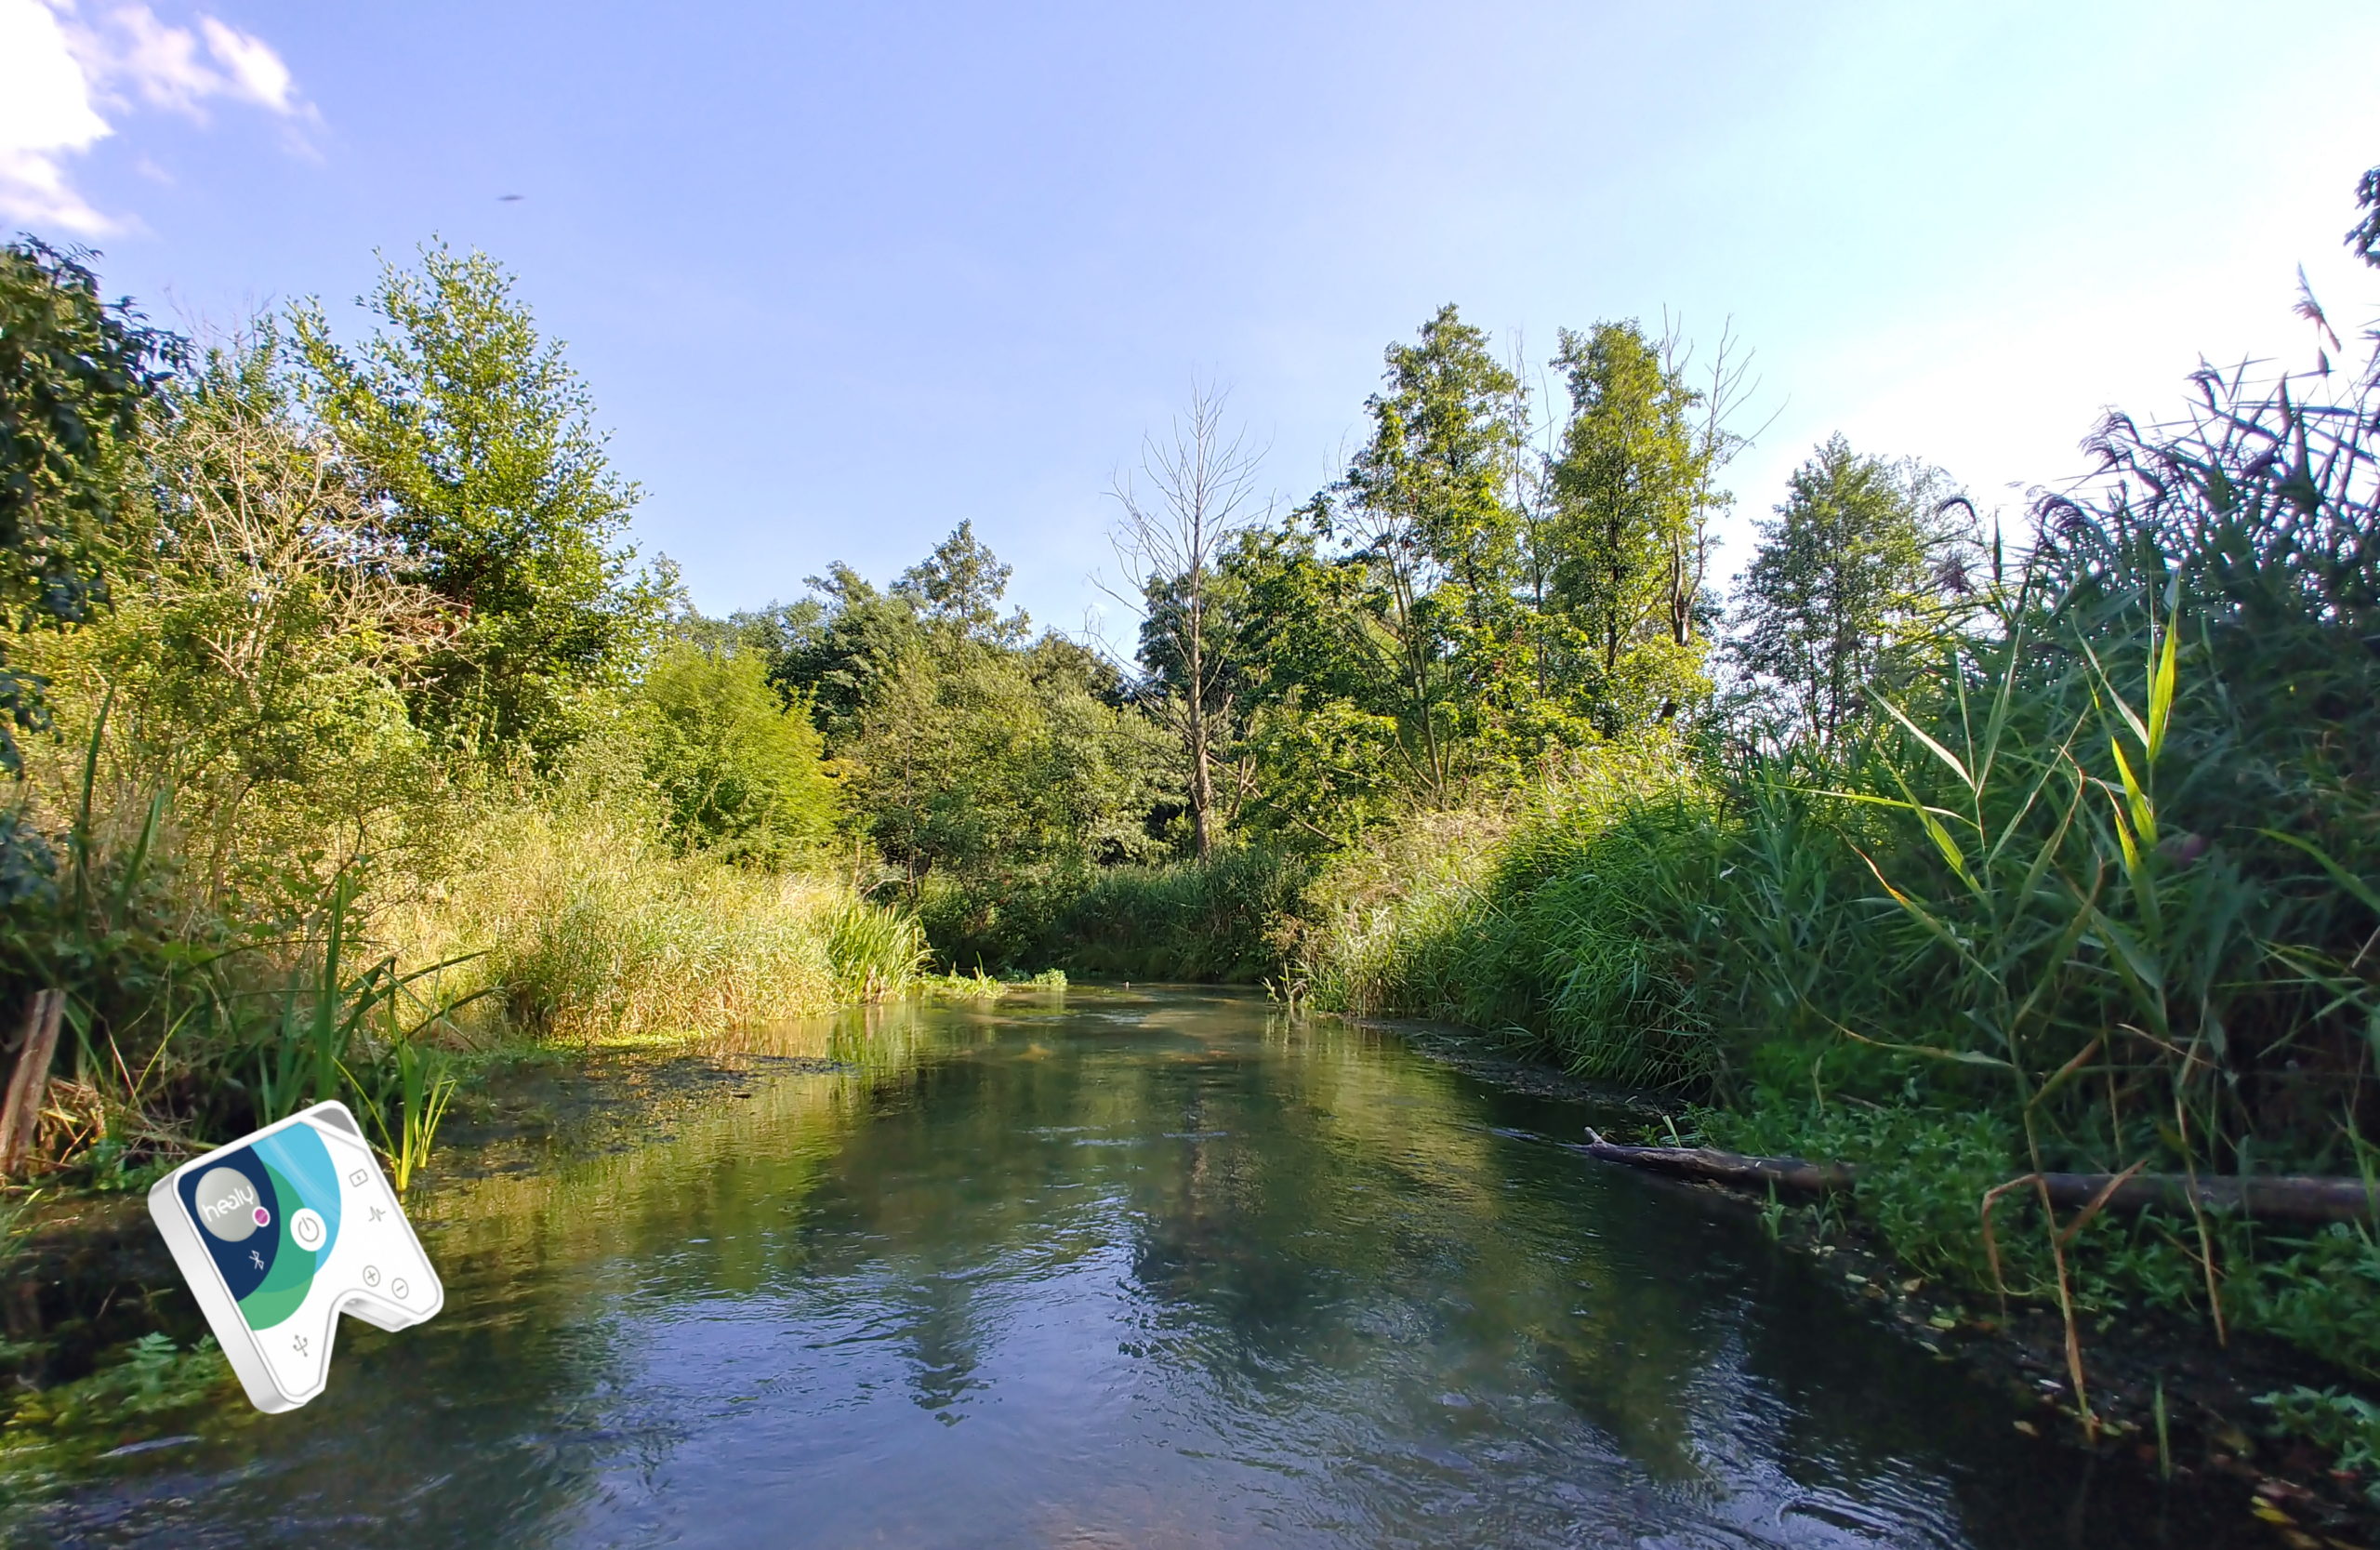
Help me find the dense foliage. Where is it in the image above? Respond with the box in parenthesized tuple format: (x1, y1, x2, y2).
(0, 241, 172, 776)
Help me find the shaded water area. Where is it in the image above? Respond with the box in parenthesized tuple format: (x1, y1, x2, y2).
(13, 988, 2275, 1547)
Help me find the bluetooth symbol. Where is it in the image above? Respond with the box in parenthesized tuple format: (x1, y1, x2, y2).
(249, 1250, 265, 1270)
(367, 1205, 385, 1223)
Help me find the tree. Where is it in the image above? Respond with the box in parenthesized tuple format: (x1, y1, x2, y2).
(763, 529, 1173, 893)
(87, 330, 456, 910)
(1730, 434, 1971, 747)
(1199, 521, 1397, 846)
(841, 630, 1169, 892)
(892, 520, 1028, 646)
(291, 242, 663, 763)
(639, 641, 840, 868)
(1109, 385, 1265, 857)
(748, 565, 924, 741)
(1318, 303, 1527, 803)
(1542, 320, 1714, 736)
(754, 523, 1028, 745)
(0, 239, 173, 774)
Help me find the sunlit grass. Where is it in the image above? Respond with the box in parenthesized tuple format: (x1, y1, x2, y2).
(378, 803, 927, 1045)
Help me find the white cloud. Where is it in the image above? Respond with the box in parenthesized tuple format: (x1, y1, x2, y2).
(0, 0, 306, 236)
(0, 0, 117, 232)
(196, 16, 294, 113)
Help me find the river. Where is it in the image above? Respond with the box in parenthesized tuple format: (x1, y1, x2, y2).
(10, 987, 2267, 1547)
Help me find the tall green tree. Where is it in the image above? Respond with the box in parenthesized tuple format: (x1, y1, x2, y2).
(0, 240, 172, 774)
(893, 520, 1028, 645)
(1316, 303, 1527, 803)
(292, 242, 663, 763)
(765, 526, 1172, 888)
(845, 637, 1169, 893)
(1209, 521, 1402, 847)
(87, 330, 456, 911)
(1543, 320, 1712, 736)
(754, 521, 1026, 742)
(747, 565, 922, 741)
(1729, 434, 1969, 747)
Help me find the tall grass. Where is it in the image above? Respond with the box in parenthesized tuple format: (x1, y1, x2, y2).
(911, 846, 1308, 982)
(0, 727, 483, 1183)
(0, 749, 927, 1188)
(1050, 847, 1310, 982)
(1302, 743, 1724, 1087)
(380, 802, 926, 1044)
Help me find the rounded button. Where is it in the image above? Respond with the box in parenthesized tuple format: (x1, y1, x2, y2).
(390, 1278, 410, 1300)
(363, 1265, 381, 1287)
(289, 1208, 326, 1249)
(193, 1166, 261, 1243)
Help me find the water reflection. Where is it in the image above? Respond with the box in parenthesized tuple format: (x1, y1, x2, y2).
(14, 988, 2259, 1547)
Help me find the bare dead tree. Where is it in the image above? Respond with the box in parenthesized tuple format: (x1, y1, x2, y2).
(1659, 312, 1772, 652)
(1104, 384, 1267, 859)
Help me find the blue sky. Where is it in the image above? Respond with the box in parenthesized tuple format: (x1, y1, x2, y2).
(7, 0, 2377, 644)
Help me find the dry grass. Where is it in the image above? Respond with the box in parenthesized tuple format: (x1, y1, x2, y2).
(378, 802, 925, 1045)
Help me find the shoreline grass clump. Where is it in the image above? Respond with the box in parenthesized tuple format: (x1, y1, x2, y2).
(1046, 846, 1310, 983)
(1300, 743, 1726, 1089)
(382, 802, 927, 1045)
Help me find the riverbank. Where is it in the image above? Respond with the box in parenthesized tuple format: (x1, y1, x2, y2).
(1246, 391, 2380, 1505)
(1008, 797, 2380, 1517)
(1354, 1011, 2379, 1544)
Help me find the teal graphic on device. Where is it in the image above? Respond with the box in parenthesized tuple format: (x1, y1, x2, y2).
(148, 1101, 443, 1412)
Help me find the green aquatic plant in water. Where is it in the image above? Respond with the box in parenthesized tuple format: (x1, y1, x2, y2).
(821, 894, 929, 1000)
(357, 1036, 458, 1193)
(0, 1333, 239, 1501)
(913, 966, 1064, 1000)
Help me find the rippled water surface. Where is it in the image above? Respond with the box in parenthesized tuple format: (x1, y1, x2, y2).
(20, 988, 2264, 1547)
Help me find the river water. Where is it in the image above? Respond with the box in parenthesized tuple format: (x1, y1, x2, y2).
(16, 987, 2266, 1547)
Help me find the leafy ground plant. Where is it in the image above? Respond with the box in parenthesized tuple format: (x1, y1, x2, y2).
(2258, 1387, 2380, 1506)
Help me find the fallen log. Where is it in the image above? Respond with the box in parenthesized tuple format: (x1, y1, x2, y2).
(1580, 1135, 1855, 1194)
(1579, 1131, 2378, 1224)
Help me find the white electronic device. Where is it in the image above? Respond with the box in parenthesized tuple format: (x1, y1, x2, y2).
(147, 1100, 444, 1412)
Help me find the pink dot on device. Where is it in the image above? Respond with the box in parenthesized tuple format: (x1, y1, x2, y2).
(254, 1207, 271, 1226)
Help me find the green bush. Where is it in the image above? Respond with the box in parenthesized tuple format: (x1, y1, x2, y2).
(1048, 847, 1310, 982)
(1302, 743, 1724, 1086)
(639, 640, 840, 867)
